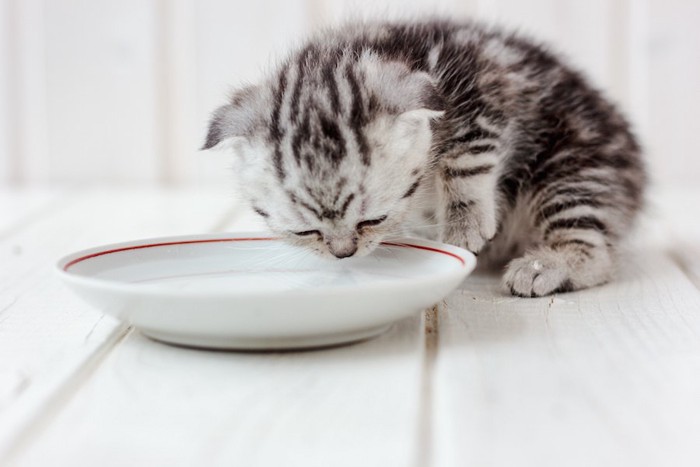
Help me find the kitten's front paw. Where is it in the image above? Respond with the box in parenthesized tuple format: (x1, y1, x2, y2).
(443, 201, 497, 254)
(503, 254, 573, 297)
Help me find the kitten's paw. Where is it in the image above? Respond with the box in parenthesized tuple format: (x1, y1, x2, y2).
(445, 222, 491, 253)
(503, 254, 573, 297)
(443, 201, 497, 254)
(479, 205, 497, 243)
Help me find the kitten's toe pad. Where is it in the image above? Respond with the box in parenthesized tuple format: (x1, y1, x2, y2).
(504, 255, 572, 297)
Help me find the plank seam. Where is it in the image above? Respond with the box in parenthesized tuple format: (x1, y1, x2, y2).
(1, 324, 133, 464)
(2, 192, 241, 461)
(414, 304, 439, 467)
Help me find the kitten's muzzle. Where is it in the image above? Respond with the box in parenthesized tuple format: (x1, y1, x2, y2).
(327, 236, 358, 259)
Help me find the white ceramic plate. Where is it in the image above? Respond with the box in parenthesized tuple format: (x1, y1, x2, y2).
(57, 233, 476, 349)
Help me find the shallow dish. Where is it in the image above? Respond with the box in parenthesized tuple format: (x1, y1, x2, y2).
(57, 233, 476, 349)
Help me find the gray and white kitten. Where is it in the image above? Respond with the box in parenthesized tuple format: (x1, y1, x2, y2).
(203, 20, 646, 297)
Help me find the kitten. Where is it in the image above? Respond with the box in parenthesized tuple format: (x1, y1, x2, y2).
(203, 20, 646, 297)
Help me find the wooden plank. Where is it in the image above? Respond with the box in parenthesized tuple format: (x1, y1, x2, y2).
(9, 208, 427, 467)
(0, 189, 58, 236)
(313, 0, 474, 25)
(13, 319, 426, 467)
(432, 251, 700, 467)
(647, 0, 700, 188)
(7, 0, 50, 184)
(625, 0, 651, 150)
(153, 0, 197, 185)
(0, 0, 11, 184)
(193, 0, 307, 187)
(42, 0, 159, 184)
(0, 188, 239, 461)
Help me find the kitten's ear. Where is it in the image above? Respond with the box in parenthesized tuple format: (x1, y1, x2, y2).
(202, 85, 268, 150)
(359, 51, 445, 119)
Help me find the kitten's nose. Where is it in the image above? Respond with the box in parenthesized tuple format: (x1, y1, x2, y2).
(327, 236, 358, 259)
(332, 249, 356, 259)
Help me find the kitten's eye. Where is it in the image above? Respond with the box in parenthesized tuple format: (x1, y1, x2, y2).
(292, 230, 321, 237)
(356, 216, 387, 230)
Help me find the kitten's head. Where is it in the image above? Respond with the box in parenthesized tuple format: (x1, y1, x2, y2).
(203, 49, 444, 258)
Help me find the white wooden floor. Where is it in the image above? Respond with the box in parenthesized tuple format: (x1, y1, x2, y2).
(1, 188, 699, 467)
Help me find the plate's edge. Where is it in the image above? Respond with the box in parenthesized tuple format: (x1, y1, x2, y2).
(140, 323, 394, 350)
(56, 231, 278, 271)
(55, 232, 477, 297)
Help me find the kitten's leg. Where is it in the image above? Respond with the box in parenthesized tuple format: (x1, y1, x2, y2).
(504, 183, 620, 297)
(439, 169, 499, 253)
(437, 120, 503, 253)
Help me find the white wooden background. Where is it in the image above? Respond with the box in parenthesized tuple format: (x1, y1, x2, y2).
(0, 187, 699, 466)
(0, 0, 698, 189)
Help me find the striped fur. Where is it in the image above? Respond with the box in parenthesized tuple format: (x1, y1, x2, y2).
(204, 19, 646, 297)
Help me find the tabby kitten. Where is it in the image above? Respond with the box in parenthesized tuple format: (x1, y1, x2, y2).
(203, 20, 646, 297)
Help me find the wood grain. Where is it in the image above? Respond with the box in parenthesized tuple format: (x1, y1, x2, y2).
(0, 189, 239, 461)
(7, 0, 50, 184)
(8, 201, 427, 467)
(0, 0, 697, 189)
(43, 0, 159, 184)
(2, 188, 700, 465)
(647, 0, 700, 187)
(13, 318, 426, 467)
(432, 251, 700, 467)
(0, 0, 11, 184)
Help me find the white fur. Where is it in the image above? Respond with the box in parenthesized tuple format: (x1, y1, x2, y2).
(229, 110, 440, 259)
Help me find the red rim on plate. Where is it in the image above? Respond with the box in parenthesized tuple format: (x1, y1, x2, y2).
(62, 238, 467, 272)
